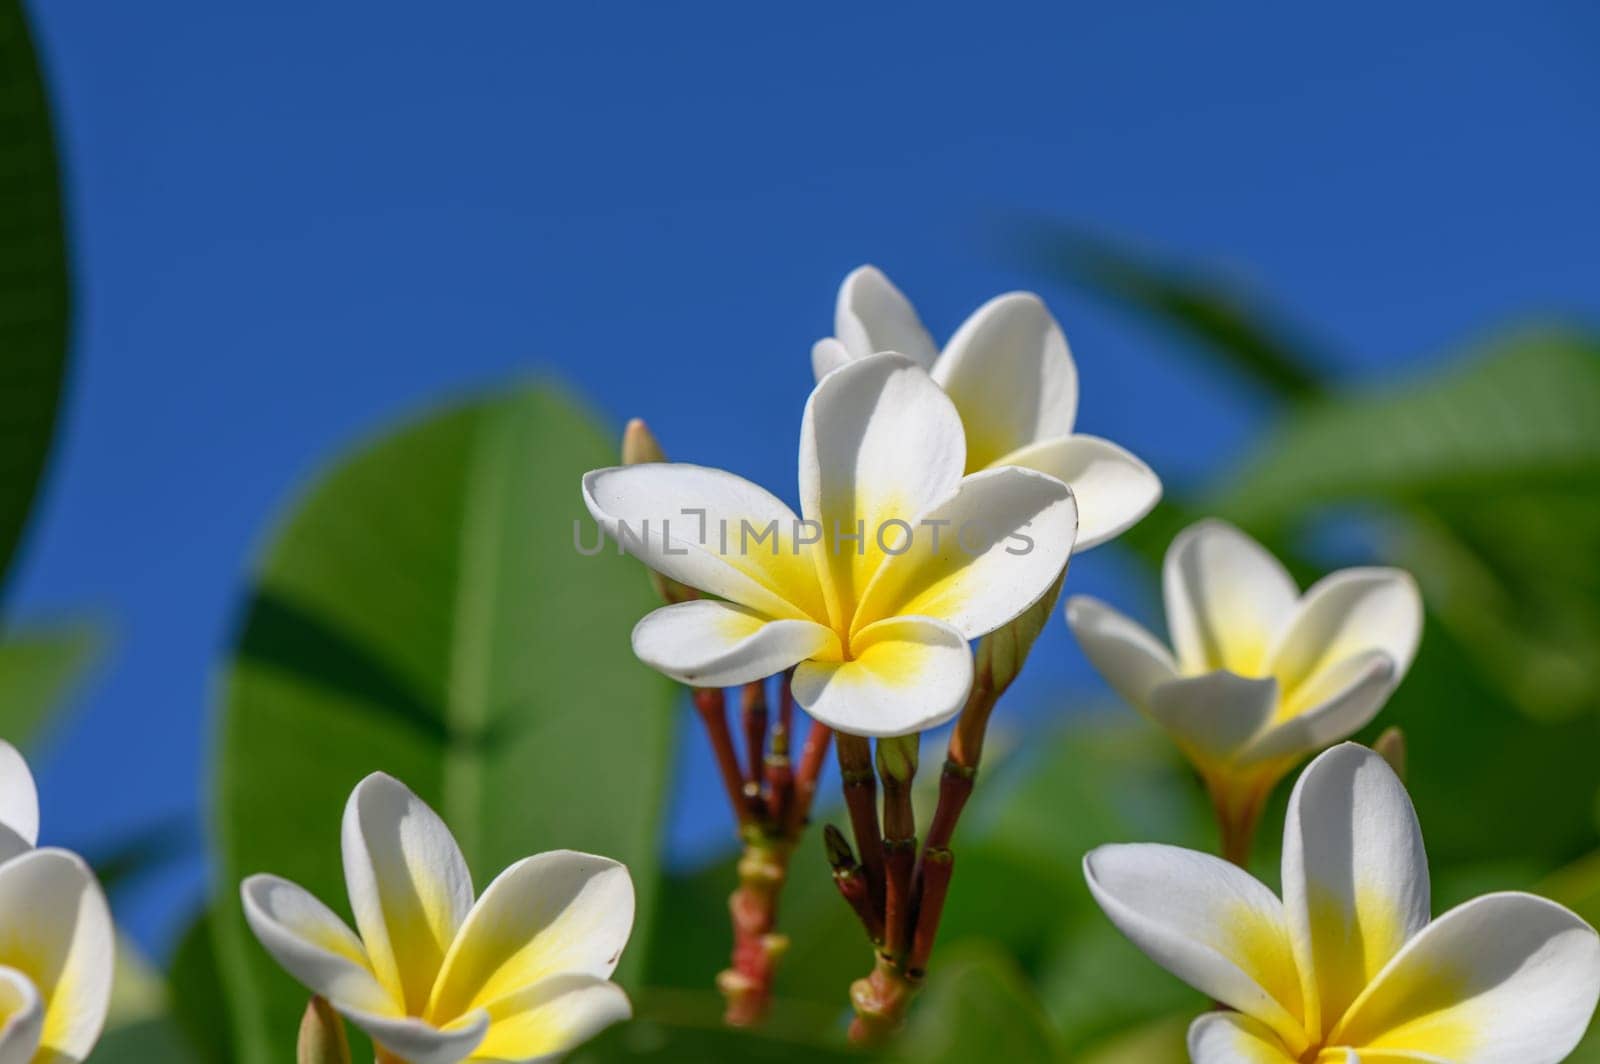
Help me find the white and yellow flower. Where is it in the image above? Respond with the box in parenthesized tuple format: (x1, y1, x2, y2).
(0, 741, 115, 1064)
(1066, 519, 1422, 858)
(0, 740, 39, 863)
(811, 265, 1160, 550)
(1085, 743, 1600, 1063)
(583, 352, 1078, 737)
(242, 773, 634, 1064)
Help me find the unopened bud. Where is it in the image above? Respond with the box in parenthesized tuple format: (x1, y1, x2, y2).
(875, 734, 920, 784)
(620, 418, 697, 605)
(622, 417, 667, 465)
(298, 997, 351, 1064)
(979, 568, 1068, 696)
(823, 823, 857, 871)
(1372, 726, 1407, 782)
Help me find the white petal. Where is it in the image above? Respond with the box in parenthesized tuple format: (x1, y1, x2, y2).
(833, 265, 939, 368)
(798, 353, 966, 629)
(340, 1006, 488, 1064)
(430, 851, 634, 1025)
(343, 774, 475, 1016)
(1164, 520, 1298, 677)
(931, 292, 1078, 469)
(1243, 651, 1397, 763)
(1082, 844, 1307, 1051)
(1333, 892, 1600, 1064)
(0, 966, 43, 1064)
(1187, 1012, 1299, 1064)
(792, 616, 972, 737)
(1064, 596, 1179, 708)
(0, 742, 38, 861)
(1145, 672, 1280, 765)
(582, 464, 828, 623)
(988, 434, 1160, 550)
(0, 849, 113, 1061)
(853, 466, 1076, 641)
(1281, 744, 1430, 1042)
(810, 337, 855, 382)
(240, 874, 397, 1018)
(466, 974, 630, 1064)
(1268, 568, 1422, 693)
(630, 601, 838, 687)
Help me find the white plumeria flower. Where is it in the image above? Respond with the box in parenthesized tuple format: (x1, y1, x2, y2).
(811, 265, 1160, 550)
(583, 352, 1078, 737)
(0, 741, 39, 863)
(1085, 743, 1600, 1063)
(242, 773, 634, 1064)
(1066, 519, 1422, 857)
(0, 742, 115, 1064)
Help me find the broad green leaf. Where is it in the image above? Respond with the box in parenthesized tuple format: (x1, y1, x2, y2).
(0, 621, 102, 743)
(1216, 330, 1600, 526)
(573, 990, 857, 1062)
(210, 385, 678, 1064)
(167, 911, 235, 1064)
(894, 941, 1066, 1062)
(96, 934, 203, 1064)
(0, 0, 72, 593)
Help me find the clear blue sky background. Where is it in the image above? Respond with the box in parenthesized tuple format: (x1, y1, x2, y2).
(12, 1, 1599, 954)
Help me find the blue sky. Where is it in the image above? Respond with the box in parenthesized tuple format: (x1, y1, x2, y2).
(12, 1, 1600, 952)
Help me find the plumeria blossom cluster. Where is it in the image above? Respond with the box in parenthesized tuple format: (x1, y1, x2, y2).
(579, 260, 1600, 1059)
(0, 740, 114, 1064)
(587, 266, 1163, 1037)
(1087, 743, 1600, 1063)
(243, 773, 634, 1064)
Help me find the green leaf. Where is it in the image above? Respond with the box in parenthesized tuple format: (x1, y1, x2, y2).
(1215, 329, 1600, 526)
(0, 0, 73, 593)
(1019, 222, 1326, 401)
(894, 941, 1066, 1062)
(210, 384, 679, 1064)
(0, 621, 102, 743)
(572, 990, 857, 1062)
(167, 911, 235, 1064)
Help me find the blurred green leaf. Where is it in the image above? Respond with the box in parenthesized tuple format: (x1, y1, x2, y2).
(0, 0, 72, 595)
(167, 911, 235, 1064)
(1216, 330, 1600, 527)
(95, 1018, 204, 1063)
(97, 934, 203, 1064)
(1019, 221, 1326, 401)
(209, 384, 679, 1064)
(574, 989, 856, 1062)
(0, 621, 101, 743)
(894, 941, 1066, 1062)
(87, 814, 194, 897)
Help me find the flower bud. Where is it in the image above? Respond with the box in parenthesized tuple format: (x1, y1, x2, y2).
(620, 418, 696, 605)
(621, 417, 667, 465)
(1372, 726, 1407, 782)
(978, 569, 1067, 696)
(298, 997, 351, 1064)
(875, 734, 920, 784)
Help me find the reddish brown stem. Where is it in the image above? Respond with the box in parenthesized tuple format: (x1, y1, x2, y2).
(694, 687, 754, 826)
(741, 681, 768, 792)
(717, 835, 793, 1027)
(765, 675, 795, 823)
(848, 953, 921, 1045)
(835, 734, 886, 918)
(789, 719, 833, 834)
(908, 847, 953, 974)
(880, 756, 917, 963)
(824, 825, 885, 943)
